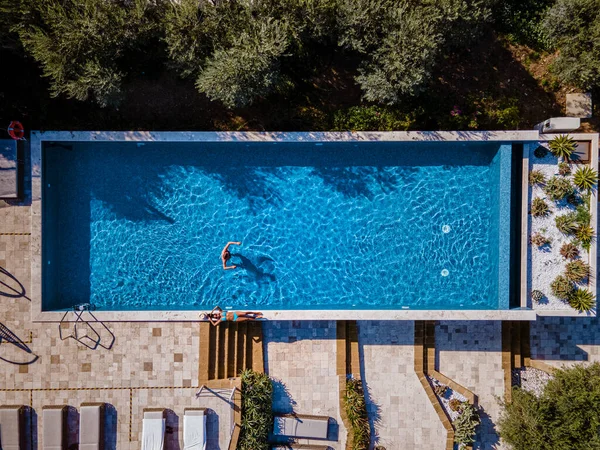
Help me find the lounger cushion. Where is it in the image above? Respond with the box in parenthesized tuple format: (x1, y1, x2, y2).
(0, 406, 23, 450)
(273, 415, 329, 440)
(141, 413, 165, 450)
(43, 408, 65, 450)
(183, 410, 206, 450)
(79, 405, 103, 450)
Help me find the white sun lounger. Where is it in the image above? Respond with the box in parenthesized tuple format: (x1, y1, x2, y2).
(183, 408, 207, 450)
(42, 405, 68, 450)
(272, 413, 329, 440)
(79, 402, 105, 450)
(0, 405, 27, 450)
(141, 408, 165, 450)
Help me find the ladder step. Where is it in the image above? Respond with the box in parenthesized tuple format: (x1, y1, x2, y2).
(236, 322, 247, 377)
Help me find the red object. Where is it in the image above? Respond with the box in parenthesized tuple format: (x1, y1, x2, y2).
(7, 121, 25, 140)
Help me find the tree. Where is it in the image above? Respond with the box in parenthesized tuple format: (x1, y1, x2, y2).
(195, 19, 290, 109)
(542, 0, 600, 90)
(15, 0, 161, 107)
(498, 363, 600, 450)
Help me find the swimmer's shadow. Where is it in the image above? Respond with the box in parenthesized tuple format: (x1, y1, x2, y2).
(231, 254, 276, 283)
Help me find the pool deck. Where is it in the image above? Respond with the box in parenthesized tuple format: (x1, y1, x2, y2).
(30, 130, 542, 322)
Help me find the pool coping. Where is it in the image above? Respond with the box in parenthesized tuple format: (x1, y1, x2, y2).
(31, 130, 541, 322)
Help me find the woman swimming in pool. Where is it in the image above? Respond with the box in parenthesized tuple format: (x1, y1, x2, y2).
(221, 241, 241, 270)
(202, 306, 264, 326)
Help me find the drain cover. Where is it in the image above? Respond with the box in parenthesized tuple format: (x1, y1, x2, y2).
(441, 269, 449, 277)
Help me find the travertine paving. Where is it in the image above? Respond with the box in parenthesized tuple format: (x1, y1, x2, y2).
(436, 321, 506, 450)
(358, 320, 447, 450)
(265, 320, 345, 449)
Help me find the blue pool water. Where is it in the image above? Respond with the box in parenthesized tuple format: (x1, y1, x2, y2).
(42, 141, 512, 311)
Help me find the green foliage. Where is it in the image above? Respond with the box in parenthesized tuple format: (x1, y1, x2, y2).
(530, 198, 549, 217)
(576, 224, 594, 249)
(551, 275, 575, 300)
(559, 242, 579, 260)
(529, 170, 546, 186)
(238, 369, 273, 450)
(453, 402, 480, 446)
(196, 19, 290, 108)
(575, 202, 591, 226)
(499, 364, 600, 449)
(531, 232, 550, 247)
(555, 212, 577, 235)
(558, 161, 571, 176)
(16, 0, 160, 107)
(548, 135, 576, 160)
(573, 166, 598, 191)
(544, 176, 574, 201)
(531, 289, 544, 303)
(568, 288, 596, 312)
(543, 0, 600, 90)
(494, 0, 553, 50)
(565, 260, 590, 283)
(343, 378, 370, 450)
(333, 106, 416, 131)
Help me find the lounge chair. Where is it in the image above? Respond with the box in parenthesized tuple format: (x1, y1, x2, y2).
(0, 405, 27, 450)
(183, 408, 207, 450)
(79, 402, 105, 450)
(42, 405, 68, 450)
(141, 408, 165, 450)
(272, 413, 329, 440)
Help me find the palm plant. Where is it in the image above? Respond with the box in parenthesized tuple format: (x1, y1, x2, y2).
(453, 402, 480, 446)
(548, 134, 575, 160)
(565, 260, 590, 283)
(343, 378, 370, 450)
(551, 275, 575, 300)
(555, 212, 578, 235)
(573, 166, 598, 191)
(238, 369, 273, 450)
(529, 169, 546, 185)
(531, 198, 549, 217)
(568, 289, 596, 312)
(560, 242, 579, 260)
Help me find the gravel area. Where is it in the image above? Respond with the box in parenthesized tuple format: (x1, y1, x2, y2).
(512, 367, 553, 396)
(528, 143, 591, 311)
(429, 376, 467, 422)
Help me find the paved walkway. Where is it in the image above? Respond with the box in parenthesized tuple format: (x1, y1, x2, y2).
(358, 320, 447, 450)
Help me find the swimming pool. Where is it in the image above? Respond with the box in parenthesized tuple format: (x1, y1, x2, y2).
(42, 140, 513, 311)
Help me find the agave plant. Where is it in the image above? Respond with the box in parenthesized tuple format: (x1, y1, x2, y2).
(531, 198, 549, 217)
(544, 176, 574, 201)
(560, 242, 580, 260)
(531, 290, 544, 303)
(531, 232, 550, 247)
(548, 134, 576, 160)
(568, 289, 596, 312)
(573, 166, 598, 191)
(558, 161, 571, 176)
(529, 170, 546, 185)
(555, 212, 577, 235)
(551, 275, 575, 300)
(565, 260, 590, 283)
(343, 378, 370, 450)
(576, 224, 594, 247)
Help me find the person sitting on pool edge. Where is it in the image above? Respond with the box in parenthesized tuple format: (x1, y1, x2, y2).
(221, 241, 242, 270)
(201, 306, 263, 326)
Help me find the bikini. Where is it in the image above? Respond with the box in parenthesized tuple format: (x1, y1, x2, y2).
(221, 312, 239, 321)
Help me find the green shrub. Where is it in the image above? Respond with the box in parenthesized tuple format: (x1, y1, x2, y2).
(573, 166, 598, 191)
(560, 242, 579, 260)
(530, 197, 549, 217)
(555, 212, 577, 235)
(453, 402, 480, 446)
(544, 176, 574, 201)
(495, 0, 553, 50)
(548, 135, 576, 160)
(565, 260, 590, 283)
(568, 289, 596, 312)
(531, 289, 544, 303)
(575, 203, 591, 226)
(551, 275, 575, 300)
(343, 378, 370, 450)
(529, 169, 546, 185)
(576, 224, 594, 249)
(238, 369, 273, 450)
(332, 106, 416, 131)
(558, 161, 571, 176)
(531, 232, 550, 247)
(499, 364, 600, 449)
